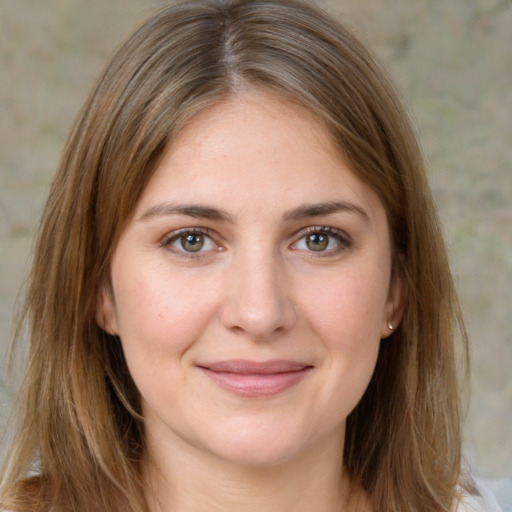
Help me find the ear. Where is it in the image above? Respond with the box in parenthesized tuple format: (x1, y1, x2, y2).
(95, 286, 119, 336)
(381, 269, 406, 339)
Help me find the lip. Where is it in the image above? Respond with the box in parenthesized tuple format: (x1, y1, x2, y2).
(198, 359, 313, 398)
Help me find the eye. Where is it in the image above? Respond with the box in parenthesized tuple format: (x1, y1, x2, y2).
(164, 229, 218, 254)
(293, 227, 350, 254)
(304, 232, 329, 251)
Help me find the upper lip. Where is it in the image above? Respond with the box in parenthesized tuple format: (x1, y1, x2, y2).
(198, 360, 312, 374)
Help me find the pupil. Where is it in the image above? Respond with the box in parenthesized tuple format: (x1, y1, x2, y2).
(182, 234, 204, 252)
(307, 233, 328, 251)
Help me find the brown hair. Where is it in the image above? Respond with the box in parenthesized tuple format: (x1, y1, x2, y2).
(1, 1, 470, 510)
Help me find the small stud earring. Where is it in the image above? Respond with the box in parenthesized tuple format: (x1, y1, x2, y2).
(387, 322, 394, 331)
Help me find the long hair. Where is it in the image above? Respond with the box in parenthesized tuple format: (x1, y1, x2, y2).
(1, 1, 469, 510)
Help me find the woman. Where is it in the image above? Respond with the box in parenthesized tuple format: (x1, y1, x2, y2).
(0, 0, 501, 510)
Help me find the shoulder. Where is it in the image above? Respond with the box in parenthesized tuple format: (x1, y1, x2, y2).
(455, 481, 503, 512)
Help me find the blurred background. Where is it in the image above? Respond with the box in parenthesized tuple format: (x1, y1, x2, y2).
(1, 0, 510, 504)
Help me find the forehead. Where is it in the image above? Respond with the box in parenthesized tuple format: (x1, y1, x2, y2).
(134, 90, 385, 222)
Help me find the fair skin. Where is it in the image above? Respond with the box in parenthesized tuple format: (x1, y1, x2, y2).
(97, 90, 403, 511)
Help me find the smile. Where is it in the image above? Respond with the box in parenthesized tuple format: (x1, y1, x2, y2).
(198, 360, 313, 398)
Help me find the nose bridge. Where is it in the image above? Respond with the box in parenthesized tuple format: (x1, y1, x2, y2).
(220, 243, 296, 340)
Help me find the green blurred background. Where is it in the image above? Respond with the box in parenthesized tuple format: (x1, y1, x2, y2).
(1, 0, 510, 489)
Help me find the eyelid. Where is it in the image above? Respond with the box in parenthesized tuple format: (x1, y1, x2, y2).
(161, 227, 221, 258)
(291, 226, 352, 255)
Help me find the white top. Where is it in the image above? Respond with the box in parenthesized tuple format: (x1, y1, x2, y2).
(456, 481, 503, 511)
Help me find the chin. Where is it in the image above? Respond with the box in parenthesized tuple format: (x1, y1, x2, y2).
(196, 416, 337, 469)
(210, 440, 306, 469)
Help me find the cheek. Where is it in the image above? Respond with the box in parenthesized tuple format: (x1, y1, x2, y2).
(296, 267, 388, 399)
(112, 264, 221, 365)
(299, 267, 389, 345)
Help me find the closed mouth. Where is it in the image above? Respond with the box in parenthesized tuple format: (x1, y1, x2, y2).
(198, 359, 313, 397)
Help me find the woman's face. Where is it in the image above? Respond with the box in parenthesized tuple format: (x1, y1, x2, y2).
(97, 90, 403, 468)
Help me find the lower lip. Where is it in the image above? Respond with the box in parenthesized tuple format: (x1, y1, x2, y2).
(200, 367, 311, 398)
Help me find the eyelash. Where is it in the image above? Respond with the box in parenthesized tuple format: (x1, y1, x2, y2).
(292, 226, 351, 257)
(161, 228, 220, 260)
(160, 226, 351, 259)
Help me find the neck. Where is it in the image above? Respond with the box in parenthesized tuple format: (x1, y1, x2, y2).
(143, 427, 367, 512)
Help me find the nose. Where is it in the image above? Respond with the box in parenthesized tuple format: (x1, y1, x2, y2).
(219, 249, 297, 341)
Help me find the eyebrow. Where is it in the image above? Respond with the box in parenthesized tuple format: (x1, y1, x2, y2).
(138, 200, 369, 223)
(283, 201, 370, 222)
(138, 203, 234, 223)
